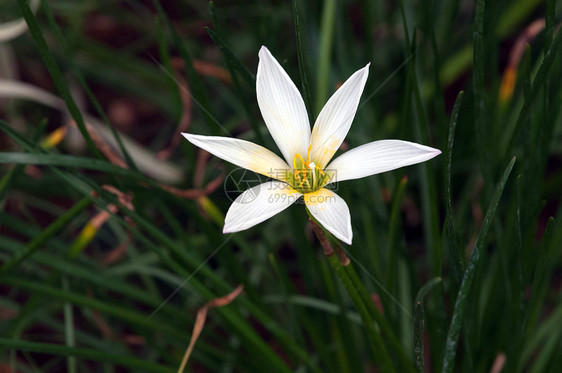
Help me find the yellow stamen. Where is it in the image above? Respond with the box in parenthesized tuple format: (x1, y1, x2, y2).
(291, 145, 327, 192)
(293, 153, 306, 179)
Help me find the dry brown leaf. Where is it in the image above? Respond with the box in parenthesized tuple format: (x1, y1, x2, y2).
(499, 19, 545, 101)
(160, 168, 224, 199)
(67, 120, 129, 169)
(177, 285, 244, 373)
(172, 57, 232, 84)
(101, 233, 132, 267)
(193, 149, 212, 188)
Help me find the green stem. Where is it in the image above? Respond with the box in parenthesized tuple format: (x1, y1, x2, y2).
(344, 264, 415, 373)
(325, 253, 396, 372)
(309, 215, 395, 371)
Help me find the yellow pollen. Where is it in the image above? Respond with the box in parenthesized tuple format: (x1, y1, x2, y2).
(291, 144, 329, 193)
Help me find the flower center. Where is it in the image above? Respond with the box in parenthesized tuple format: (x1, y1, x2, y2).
(289, 145, 330, 193)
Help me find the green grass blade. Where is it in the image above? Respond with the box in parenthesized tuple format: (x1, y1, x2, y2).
(0, 338, 176, 373)
(0, 196, 91, 274)
(0, 152, 144, 178)
(0, 119, 47, 199)
(495, 0, 543, 37)
(205, 22, 255, 86)
(524, 218, 556, 334)
(386, 176, 409, 292)
(520, 301, 562, 371)
(505, 28, 562, 156)
(315, 0, 336, 114)
(439, 0, 542, 88)
(444, 91, 464, 286)
(16, 0, 101, 159)
(293, 0, 313, 119)
(414, 277, 442, 373)
(397, 1, 441, 278)
(345, 264, 415, 373)
(0, 236, 186, 319)
(472, 0, 491, 180)
(205, 23, 263, 144)
(2, 276, 187, 340)
(61, 276, 77, 373)
(326, 254, 396, 372)
(151, 0, 218, 135)
(39, 0, 138, 171)
(425, 0, 447, 143)
(442, 157, 516, 373)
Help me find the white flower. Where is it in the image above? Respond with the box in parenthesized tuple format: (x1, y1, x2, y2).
(183, 46, 441, 244)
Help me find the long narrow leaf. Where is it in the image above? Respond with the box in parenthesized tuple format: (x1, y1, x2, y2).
(505, 28, 562, 156)
(442, 157, 516, 373)
(205, 29, 255, 86)
(414, 277, 442, 373)
(445, 91, 464, 287)
(0, 338, 176, 373)
(0, 197, 91, 274)
(40, 0, 137, 171)
(16, 0, 100, 158)
(293, 0, 313, 119)
(0, 152, 143, 178)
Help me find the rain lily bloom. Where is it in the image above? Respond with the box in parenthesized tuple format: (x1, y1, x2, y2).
(182, 46, 440, 244)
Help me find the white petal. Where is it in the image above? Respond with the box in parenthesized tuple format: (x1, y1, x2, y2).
(309, 64, 370, 169)
(305, 188, 353, 244)
(257, 46, 311, 165)
(224, 181, 302, 233)
(182, 133, 290, 182)
(326, 140, 441, 183)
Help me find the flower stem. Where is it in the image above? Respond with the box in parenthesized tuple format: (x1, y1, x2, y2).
(325, 251, 395, 372)
(343, 262, 416, 373)
(309, 218, 395, 372)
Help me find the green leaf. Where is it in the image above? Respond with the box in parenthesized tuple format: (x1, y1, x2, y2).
(40, 0, 138, 171)
(293, 0, 313, 119)
(398, 0, 441, 277)
(151, 0, 219, 136)
(62, 276, 77, 373)
(0, 152, 144, 178)
(205, 29, 255, 87)
(386, 176, 409, 292)
(525, 218, 556, 335)
(0, 196, 91, 274)
(472, 0, 491, 180)
(444, 91, 464, 287)
(520, 300, 562, 370)
(326, 253, 396, 372)
(505, 27, 562, 156)
(16, 0, 100, 159)
(315, 0, 336, 114)
(205, 24, 264, 144)
(0, 338, 176, 373)
(414, 277, 442, 373)
(442, 157, 516, 373)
